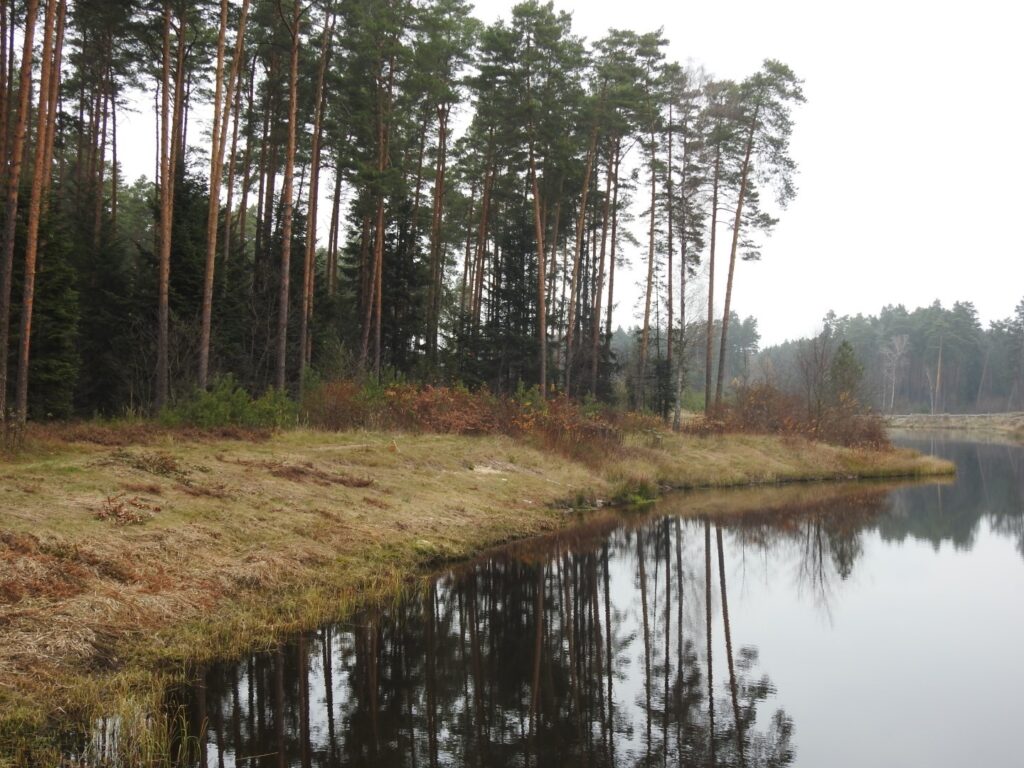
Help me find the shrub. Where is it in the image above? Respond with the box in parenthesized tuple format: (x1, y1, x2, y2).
(715, 382, 889, 449)
(301, 379, 625, 462)
(384, 384, 507, 434)
(162, 376, 297, 429)
(300, 379, 369, 431)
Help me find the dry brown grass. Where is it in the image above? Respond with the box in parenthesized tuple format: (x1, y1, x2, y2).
(887, 412, 1024, 442)
(607, 431, 952, 497)
(23, 420, 274, 448)
(0, 424, 952, 762)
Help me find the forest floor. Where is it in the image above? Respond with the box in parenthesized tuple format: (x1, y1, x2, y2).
(887, 412, 1024, 441)
(0, 424, 953, 763)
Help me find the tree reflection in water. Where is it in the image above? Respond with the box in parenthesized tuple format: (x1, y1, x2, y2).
(74, 439, 1024, 767)
(163, 498, 896, 768)
(880, 437, 1024, 557)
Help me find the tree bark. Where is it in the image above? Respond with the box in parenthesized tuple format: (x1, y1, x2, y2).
(639, 125, 658, 409)
(529, 144, 547, 398)
(274, 0, 303, 391)
(0, 0, 8, 191)
(673, 111, 692, 430)
(458, 179, 475, 340)
(15, 0, 64, 425)
(92, 73, 108, 249)
(603, 140, 620, 353)
(426, 104, 449, 360)
(704, 141, 721, 416)
(545, 196, 561, 347)
(360, 45, 395, 377)
(197, 16, 225, 354)
(326, 164, 342, 296)
(564, 127, 598, 395)
(0, 0, 40, 423)
(470, 161, 494, 338)
(714, 103, 760, 408)
(222, 58, 244, 275)
(298, 13, 334, 378)
(156, 1, 187, 410)
(666, 104, 674, 386)
(253, 59, 275, 271)
(197, 0, 247, 388)
(589, 144, 613, 395)
(110, 84, 117, 232)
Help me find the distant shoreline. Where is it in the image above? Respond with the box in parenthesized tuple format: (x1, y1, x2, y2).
(887, 412, 1024, 441)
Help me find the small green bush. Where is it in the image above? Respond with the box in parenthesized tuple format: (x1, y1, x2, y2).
(161, 376, 297, 429)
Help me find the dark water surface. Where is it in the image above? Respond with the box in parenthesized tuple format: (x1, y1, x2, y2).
(141, 437, 1024, 767)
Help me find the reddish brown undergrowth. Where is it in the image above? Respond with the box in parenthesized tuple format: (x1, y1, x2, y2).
(685, 383, 890, 449)
(300, 382, 643, 462)
(26, 420, 271, 447)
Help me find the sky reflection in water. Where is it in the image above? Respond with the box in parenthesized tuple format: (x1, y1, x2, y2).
(147, 437, 1023, 768)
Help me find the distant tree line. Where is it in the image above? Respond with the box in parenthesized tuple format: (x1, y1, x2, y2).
(0, 0, 803, 427)
(756, 300, 1024, 414)
(610, 312, 760, 421)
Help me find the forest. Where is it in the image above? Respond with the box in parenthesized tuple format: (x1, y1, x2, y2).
(0, 0, 805, 427)
(755, 301, 1024, 415)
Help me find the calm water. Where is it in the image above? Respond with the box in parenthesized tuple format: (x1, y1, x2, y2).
(115, 436, 1024, 767)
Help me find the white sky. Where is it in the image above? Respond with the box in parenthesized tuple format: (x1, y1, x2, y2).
(117, 0, 1024, 347)
(473, 0, 1024, 344)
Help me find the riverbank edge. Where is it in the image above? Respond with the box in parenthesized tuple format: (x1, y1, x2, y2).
(0, 428, 954, 764)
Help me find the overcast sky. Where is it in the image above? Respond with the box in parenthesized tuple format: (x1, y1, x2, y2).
(118, 0, 1023, 346)
(471, 0, 1024, 344)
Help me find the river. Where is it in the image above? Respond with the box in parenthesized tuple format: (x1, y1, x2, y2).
(100, 435, 1024, 767)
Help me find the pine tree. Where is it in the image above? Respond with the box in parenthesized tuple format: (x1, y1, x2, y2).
(714, 60, 803, 408)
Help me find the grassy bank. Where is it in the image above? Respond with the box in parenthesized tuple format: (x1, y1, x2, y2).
(0, 424, 952, 763)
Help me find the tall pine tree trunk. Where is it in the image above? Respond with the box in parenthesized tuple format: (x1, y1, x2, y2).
(326, 164, 341, 296)
(545, 196, 560, 344)
(603, 139, 620, 353)
(274, 0, 302, 391)
(458, 180, 475, 341)
(426, 104, 449, 360)
(235, 62, 256, 269)
(252, 62, 273, 270)
(110, 85, 117, 231)
(0, 0, 8, 192)
(666, 104, 674, 387)
(222, 63, 244, 272)
(704, 142, 721, 416)
(360, 46, 395, 378)
(529, 145, 547, 398)
(15, 0, 64, 425)
(564, 128, 598, 395)
(639, 127, 657, 409)
(590, 146, 613, 395)
(197, 0, 229, 387)
(198, 0, 250, 388)
(714, 104, 759, 408)
(92, 75, 108, 249)
(156, 1, 187, 410)
(298, 13, 333, 378)
(470, 161, 494, 338)
(673, 203, 688, 430)
(0, 0, 40, 423)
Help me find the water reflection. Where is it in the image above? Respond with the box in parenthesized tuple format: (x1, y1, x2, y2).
(881, 436, 1024, 556)
(87, 437, 1024, 767)
(168, 489, 914, 768)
